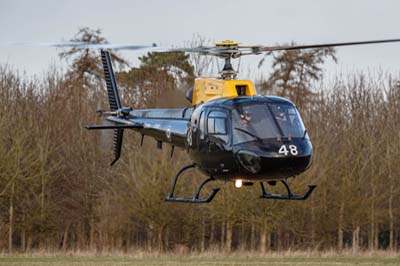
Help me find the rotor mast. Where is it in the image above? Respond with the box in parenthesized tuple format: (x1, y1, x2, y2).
(221, 57, 237, 79)
(215, 40, 240, 80)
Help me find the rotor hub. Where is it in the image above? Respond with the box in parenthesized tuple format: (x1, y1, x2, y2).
(215, 40, 240, 47)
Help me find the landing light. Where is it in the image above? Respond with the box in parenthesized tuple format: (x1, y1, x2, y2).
(234, 179, 243, 188)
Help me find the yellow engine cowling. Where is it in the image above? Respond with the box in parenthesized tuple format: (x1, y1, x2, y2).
(192, 78, 257, 105)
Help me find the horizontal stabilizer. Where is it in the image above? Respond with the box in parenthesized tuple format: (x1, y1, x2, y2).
(85, 124, 143, 130)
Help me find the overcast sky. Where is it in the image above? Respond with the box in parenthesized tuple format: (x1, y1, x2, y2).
(1, 0, 400, 80)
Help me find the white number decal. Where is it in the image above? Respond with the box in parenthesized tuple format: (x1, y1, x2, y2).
(187, 127, 193, 146)
(278, 145, 289, 156)
(289, 145, 298, 155)
(279, 145, 298, 156)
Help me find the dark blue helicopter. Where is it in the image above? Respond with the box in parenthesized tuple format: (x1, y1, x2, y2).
(81, 38, 400, 203)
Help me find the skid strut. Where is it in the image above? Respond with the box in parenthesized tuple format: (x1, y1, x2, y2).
(165, 164, 220, 203)
(260, 180, 316, 200)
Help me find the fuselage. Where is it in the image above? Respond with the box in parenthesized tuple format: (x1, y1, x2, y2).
(107, 96, 312, 181)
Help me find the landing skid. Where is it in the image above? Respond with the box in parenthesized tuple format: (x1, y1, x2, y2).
(165, 164, 220, 203)
(165, 164, 315, 203)
(260, 180, 316, 200)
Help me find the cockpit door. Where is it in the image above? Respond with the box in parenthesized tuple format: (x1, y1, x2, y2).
(203, 109, 233, 172)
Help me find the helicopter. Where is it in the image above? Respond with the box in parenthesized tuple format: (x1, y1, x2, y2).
(19, 38, 400, 203)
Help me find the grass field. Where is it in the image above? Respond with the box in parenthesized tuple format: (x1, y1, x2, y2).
(0, 257, 399, 266)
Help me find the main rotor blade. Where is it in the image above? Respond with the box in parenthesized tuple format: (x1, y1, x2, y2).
(260, 38, 400, 52)
(7, 38, 400, 56)
(7, 41, 156, 51)
(5, 41, 218, 54)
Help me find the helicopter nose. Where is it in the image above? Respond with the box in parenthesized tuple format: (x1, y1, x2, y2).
(236, 150, 261, 174)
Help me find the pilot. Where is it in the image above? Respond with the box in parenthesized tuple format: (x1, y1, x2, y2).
(275, 112, 287, 121)
(240, 111, 252, 125)
(274, 106, 287, 122)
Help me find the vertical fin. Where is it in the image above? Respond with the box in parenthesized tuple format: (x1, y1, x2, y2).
(101, 50, 124, 165)
(110, 128, 124, 166)
(101, 50, 121, 111)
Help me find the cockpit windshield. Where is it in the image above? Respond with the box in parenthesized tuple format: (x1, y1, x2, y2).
(232, 103, 306, 144)
(268, 103, 306, 138)
(232, 104, 279, 144)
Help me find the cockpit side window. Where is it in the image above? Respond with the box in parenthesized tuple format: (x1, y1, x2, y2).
(207, 111, 227, 135)
(207, 110, 229, 144)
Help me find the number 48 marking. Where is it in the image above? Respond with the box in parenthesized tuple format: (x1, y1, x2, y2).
(278, 145, 298, 156)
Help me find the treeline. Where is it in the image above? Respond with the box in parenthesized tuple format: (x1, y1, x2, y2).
(0, 30, 400, 254)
